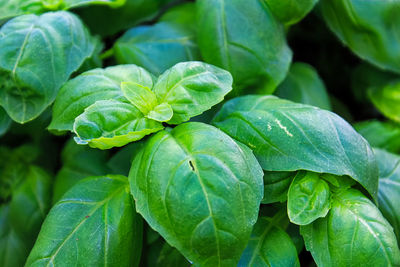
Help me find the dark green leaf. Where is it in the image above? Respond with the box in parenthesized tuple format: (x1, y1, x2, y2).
(262, 171, 296, 204)
(0, 107, 11, 136)
(129, 122, 263, 266)
(287, 171, 331, 225)
(26, 175, 143, 267)
(197, 0, 292, 95)
(212, 95, 379, 200)
(265, 0, 318, 25)
(0, 11, 96, 123)
(301, 189, 400, 266)
(153, 61, 232, 124)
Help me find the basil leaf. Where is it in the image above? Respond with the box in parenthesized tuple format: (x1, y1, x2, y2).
(156, 242, 191, 267)
(287, 171, 331, 225)
(301, 189, 400, 266)
(73, 99, 163, 149)
(129, 122, 263, 266)
(58, 0, 126, 9)
(0, 0, 44, 21)
(212, 95, 379, 200)
(147, 103, 173, 123)
(355, 120, 400, 154)
(52, 139, 109, 203)
(320, 0, 400, 73)
(368, 80, 400, 123)
(159, 2, 196, 30)
(49, 64, 154, 133)
(0, 11, 96, 123)
(374, 148, 400, 243)
(262, 171, 296, 204)
(238, 216, 300, 267)
(265, 0, 318, 26)
(113, 21, 200, 76)
(0, 107, 11, 136)
(197, 0, 292, 95)
(153, 61, 232, 124)
(121, 82, 158, 114)
(275, 62, 331, 110)
(26, 175, 143, 267)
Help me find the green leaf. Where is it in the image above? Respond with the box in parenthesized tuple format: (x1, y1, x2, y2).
(238, 216, 300, 267)
(368, 80, 400, 123)
(52, 139, 109, 203)
(26, 175, 143, 267)
(265, 0, 318, 26)
(106, 143, 140, 176)
(374, 148, 400, 244)
(0, 107, 11, 136)
(76, 0, 175, 37)
(0, 11, 96, 123)
(147, 103, 173, 123)
(320, 0, 400, 73)
(49, 64, 154, 133)
(212, 95, 379, 201)
(156, 242, 191, 267)
(159, 2, 196, 31)
(59, 0, 126, 9)
(0, 0, 44, 21)
(121, 82, 158, 114)
(73, 99, 163, 149)
(153, 61, 232, 124)
(262, 171, 296, 204)
(275, 62, 331, 110)
(301, 189, 400, 267)
(355, 120, 400, 154)
(113, 20, 200, 76)
(287, 171, 331, 225)
(197, 0, 292, 95)
(129, 122, 264, 266)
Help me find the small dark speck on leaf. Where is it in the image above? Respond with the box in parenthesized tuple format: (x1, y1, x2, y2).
(189, 160, 195, 171)
(85, 215, 90, 218)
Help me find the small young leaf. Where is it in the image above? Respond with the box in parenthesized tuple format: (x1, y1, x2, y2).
(26, 175, 143, 267)
(147, 103, 173, 122)
(129, 122, 263, 266)
(262, 171, 296, 204)
(153, 61, 232, 124)
(301, 189, 400, 267)
(121, 81, 158, 114)
(73, 99, 163, 149)
(287, 171, 331, 225)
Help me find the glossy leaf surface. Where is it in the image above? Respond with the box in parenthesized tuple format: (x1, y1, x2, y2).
(197, 0, 292, 95)
(121, 82, 158, 114)
(368, 80, 400, 123)
(301, 189, 400, 266)
(287, 171, 330, 225)
(73, 99, 163, 149)
(153, 61, 232, 124)
(265, 0, 318, 26)
(129, 122, 264, 266)
(212, 95, 379, 200)
(375, 148, 400, 243)
(238, 215, 300, 267)
(275, 62, 331, 110)
(320, 0, 400, 73)
(0, 11, 95, 123)
(49, 64, 154, 133)
(26, 175, 143, 267)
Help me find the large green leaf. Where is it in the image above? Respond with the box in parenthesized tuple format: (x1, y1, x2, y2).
(238, 215, 300, 267)
(114, 18, 200, 76)
(301, 189, 400, 266)
(0, 163, 51, 267)
(374, 148, 400, 244)
(287, 171, 330, 225)
(49, 64, 154, 133)
(197, 0, 292, 95)
(0, 107, 11, 136)
(368, 80, 400, 123)
(320, 0, 400, 73)
(129, 122, 264, 266)
(73, 99, 163, 149)
(26, 175, 143, 267)
(354, 120, 400, 154)
(153, 61, 232, 124)
(265, 0, 318, 26)
(0, 0, 44, 21)
(0, 11, 95, 123)
(52, 139, 109, 203)
(212, 95, 379, 200)
(275, 62, 331, 110)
